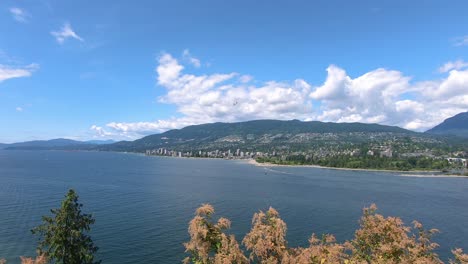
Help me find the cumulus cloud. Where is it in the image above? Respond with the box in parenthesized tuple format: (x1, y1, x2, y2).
(311, 66, 415, 126)
(427, 69, 468, 99)
(92, 53, 468, 139)
(155, 54, 311, 124)
(311, 65, 468, 130)
(438, 60, 468, 73)
(9, 7, 29, 23)
(51, 23, 84, 44)
(0, 63, 38, 83)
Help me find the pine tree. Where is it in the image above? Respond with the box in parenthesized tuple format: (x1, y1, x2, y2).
(32, 189, 100, 264)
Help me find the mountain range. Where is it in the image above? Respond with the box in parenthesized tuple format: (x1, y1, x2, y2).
(2, 112, 467, 152)
(96, 119, 419, 152)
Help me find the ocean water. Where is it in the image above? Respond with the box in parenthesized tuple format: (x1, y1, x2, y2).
(0, 150, 466, 263)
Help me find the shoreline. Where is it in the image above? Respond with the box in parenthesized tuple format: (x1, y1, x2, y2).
(4, 149, 467, 178)
(245, 159, 468, 178)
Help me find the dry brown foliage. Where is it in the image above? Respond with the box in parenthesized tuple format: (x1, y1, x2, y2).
(213, 233, 249, 264)
(242, 207, 288, 263)
(183, 203, 248, 264)
(0, 254, 47, 264)
(348, 204, 442, 263)
(283, 234, 347, 263)
(184, 203, 466, 264)
(19, 254, 47, 264)
(451, 248, 468, 264)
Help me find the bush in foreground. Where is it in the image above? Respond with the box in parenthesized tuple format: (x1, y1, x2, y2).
(184, 204, 468, 264)
(2, 199, 467, 263)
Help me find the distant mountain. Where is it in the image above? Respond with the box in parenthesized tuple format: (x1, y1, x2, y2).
(84, 139, 116, 145)
(426, 112, 468, 138)
(4, 138, 117, 150)
(5, 138, 88, 150)
(99, 119, 416, 152)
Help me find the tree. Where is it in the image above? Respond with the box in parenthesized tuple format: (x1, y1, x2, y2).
(31, 189, 100, 264)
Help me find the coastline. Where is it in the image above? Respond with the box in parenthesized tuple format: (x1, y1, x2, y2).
(245, 159, 468, 178)
(4, 149, 467, 178)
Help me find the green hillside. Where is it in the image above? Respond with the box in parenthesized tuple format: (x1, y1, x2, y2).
(99, 119, 415, 152)
(426, 112, 468, 138)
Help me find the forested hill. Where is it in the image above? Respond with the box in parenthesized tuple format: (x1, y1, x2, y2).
(426, 112, 468, 138)
(99, 119, 416, 152)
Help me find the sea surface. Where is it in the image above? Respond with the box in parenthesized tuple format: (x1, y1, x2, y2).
(0, 150, 467, 263)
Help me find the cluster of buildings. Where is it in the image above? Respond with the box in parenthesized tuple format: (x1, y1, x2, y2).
(145, 148, 269, 159)
(144, 146, 468, 169)
(344, 148, 393, 158)
(144, 146, 397, 160)
(447, 157, 467, 168)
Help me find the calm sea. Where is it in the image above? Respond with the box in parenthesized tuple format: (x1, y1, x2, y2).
(0, 150, 466, 263)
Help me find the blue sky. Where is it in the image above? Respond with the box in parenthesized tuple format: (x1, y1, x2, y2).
(1, 0, 467, 142)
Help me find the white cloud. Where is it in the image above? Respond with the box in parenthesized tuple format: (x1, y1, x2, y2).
(311, 66, 416, 127)
(0, 63, 38, 83)
(92, 54, 468, 139)
(239, 75, 253, 83)
(310, 65, 349, 100)
(428, 69, 468, 99)
(51, 23, 84, 44)
(16, 107, 23, 112)
(453, 35, 468, 47)
(90, 125, 114, 137)
(106, 118, 197, 135)
(312, 66, 468, 131)
(438, 60, 468, 73)
(9, 7, 29, 23)
(182, 49, 201, 68)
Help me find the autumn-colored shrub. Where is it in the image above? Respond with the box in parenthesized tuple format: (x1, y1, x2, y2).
(450, 248, 468, 264)
(0, 254, 47, 264)
(282, 234, 347, 264)
(19, 254, 47, 264)
(183, 203, 248, 264)
(348, 204, 442, 263)
(242, 207, 288, 263)
(183, 204, 466, 264)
